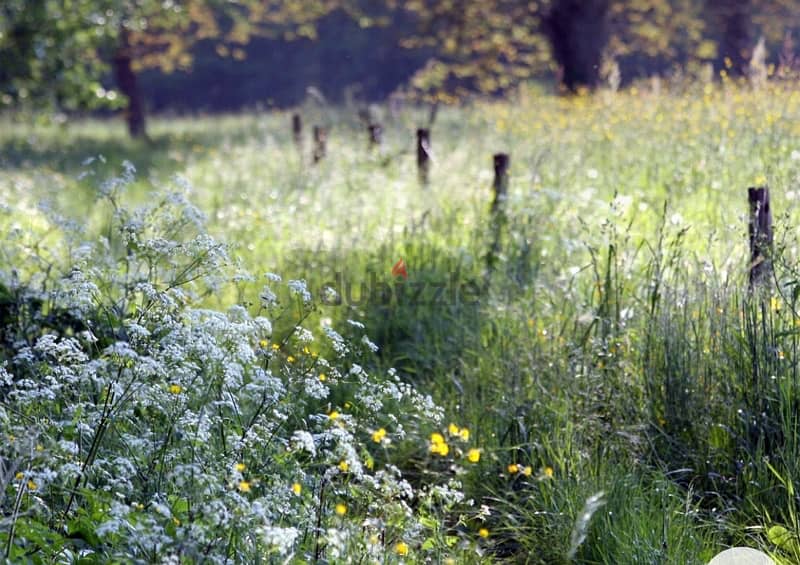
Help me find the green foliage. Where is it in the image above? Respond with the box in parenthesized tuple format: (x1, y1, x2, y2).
(7, 0, 800, 118)
(0, 0, 112, 110)
(0, 166, 485, 562)
(9, 80, 800, 561)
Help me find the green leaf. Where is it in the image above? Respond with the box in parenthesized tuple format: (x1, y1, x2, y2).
(768, 525, 795, 550)
(419, 516, 439, 529)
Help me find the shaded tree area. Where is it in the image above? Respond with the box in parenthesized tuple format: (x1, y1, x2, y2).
(710, 0, 754, 76)
(544, 0, 610, 91)
(140, 9, 428, 112)
(5, 0, 800, 134)
(1, 0, 280, 137)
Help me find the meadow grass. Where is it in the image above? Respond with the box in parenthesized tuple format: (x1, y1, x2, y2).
(5, 80, 800, 562)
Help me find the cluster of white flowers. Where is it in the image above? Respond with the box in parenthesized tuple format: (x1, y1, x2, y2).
(0, 170, 468, 563)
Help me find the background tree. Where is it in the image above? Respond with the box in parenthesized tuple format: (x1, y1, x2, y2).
(5, 0, 800, 125)
(397, 0, 711, 98)
(390, 0, 549, 100)
(543, 0, 610, 91)
(2, 1, 277, 138)
(97, 1, 240, 138)
(0, 0, 111, 112)
(706, 0, 754, 76)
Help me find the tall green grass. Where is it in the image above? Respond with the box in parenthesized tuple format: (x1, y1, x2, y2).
(5, 81, 800, 561)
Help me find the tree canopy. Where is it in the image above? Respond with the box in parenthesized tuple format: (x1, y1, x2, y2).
(3, 0, 800, 135)
(1, 1, 280, 135)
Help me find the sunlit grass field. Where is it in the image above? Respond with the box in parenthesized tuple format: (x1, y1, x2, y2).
(6, 81, 800, 562)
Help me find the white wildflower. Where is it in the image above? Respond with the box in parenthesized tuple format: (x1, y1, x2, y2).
(361, 335, 379, 353)
(288, 279, 312, 303)
(291, 430, 317, 456)
(259, 285, 278, 306)
(260, 526, 299, 556)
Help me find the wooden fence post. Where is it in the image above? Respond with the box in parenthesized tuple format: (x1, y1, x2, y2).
(368, 123, 382, 149)
(292, 113, 302, 147)
(491, 153, 510, 215)
(313, 126, 327, 164)
(417, 128, 431, 185)
(485, 153, 511, 289)
(748, 186, 773, 288)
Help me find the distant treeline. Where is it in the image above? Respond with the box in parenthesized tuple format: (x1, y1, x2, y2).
(5, 1, 800, 136)
(140, 11, 428, 113)
(137, 3, 799, 113)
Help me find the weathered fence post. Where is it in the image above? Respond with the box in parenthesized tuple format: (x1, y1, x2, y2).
(417, 128, 431, 185)
(748, 186, 773, 288)
(368, 123, 382, 149)
(292, 113, 302, 147)
(485, 153, 511, 289)
(313, 126, 327, 164)
(491, 153, 510, 215)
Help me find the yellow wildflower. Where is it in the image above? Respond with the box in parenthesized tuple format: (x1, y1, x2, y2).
(467, 448, 481, 463)
(292, 482, 302, 495)
(507, 463, 519, 474)
(329, 410, 340, 420)
(430, 441, 449, 456)
(238, 480, 251, 493)
(459, 428, 470, 441)
(544, 466, 554, 478)
(319, 373, 327, 382)
(430, 432, 445, 444)
(15, 472, 24, 480)
(169, 384, 182, 395)
(27, 480, 37, 491)
(272, 343, 280, 351)
(522, 466, 532, 477)
(395, 541, 409, 556)
(235, 463, 246, 472)
(338, 460, 349, 472)
(287, 355, 295, 363)
(259, 339, 268, 348)
(479, 528, 489, 538)
(448, 423, 460, 436)
(372, 428, 387, 443)
(335, 503, 347, 515)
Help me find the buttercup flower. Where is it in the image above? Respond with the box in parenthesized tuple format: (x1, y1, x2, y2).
(395, 541, 409, 556)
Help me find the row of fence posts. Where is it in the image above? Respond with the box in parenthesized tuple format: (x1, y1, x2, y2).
(291, 112, 432, 182)
(290, 112, 774, 290)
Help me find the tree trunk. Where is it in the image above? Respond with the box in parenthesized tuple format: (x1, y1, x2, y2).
(112, 29, 147, 139)
(544, 0, 610, 92)
(713, 0, 752, 76)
